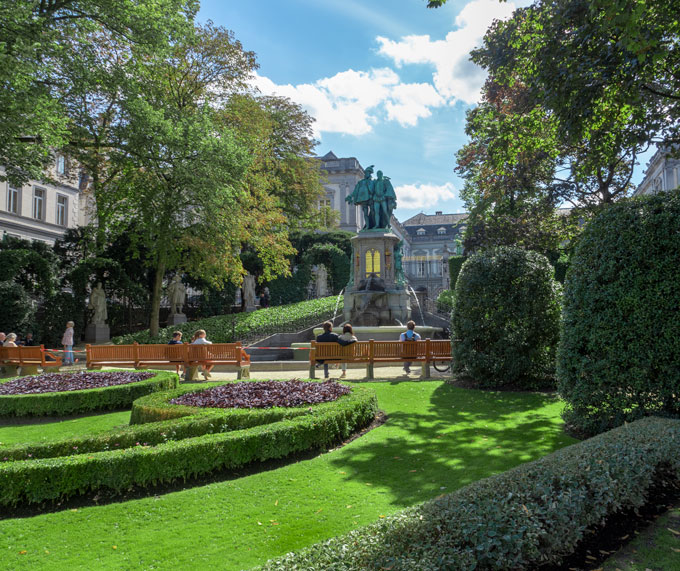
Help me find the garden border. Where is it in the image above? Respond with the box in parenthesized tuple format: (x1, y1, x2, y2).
(0, 384, 378, 506)
(0, 370, 179, 417)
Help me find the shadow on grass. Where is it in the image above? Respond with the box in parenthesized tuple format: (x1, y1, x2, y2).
(329, 382, 576, 508)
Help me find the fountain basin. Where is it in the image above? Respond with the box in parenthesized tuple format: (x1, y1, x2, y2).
(311, 326, 443, 342)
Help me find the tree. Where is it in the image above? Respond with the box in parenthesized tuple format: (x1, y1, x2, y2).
(0, 0, 196, 185)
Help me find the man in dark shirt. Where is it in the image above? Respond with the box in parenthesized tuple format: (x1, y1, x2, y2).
(316, 321, 354, 379)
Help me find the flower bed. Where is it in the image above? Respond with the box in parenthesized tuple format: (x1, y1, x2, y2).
(0, 370, 177, 417)
(170, 380, 351, 409)
(0, 383, 378, 505)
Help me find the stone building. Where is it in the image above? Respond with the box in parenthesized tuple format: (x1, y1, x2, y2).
(1, 154, 89, 244)
(317, 151, 367, 233)
(400, 211, 467, 298)
(634, 146, 680, 196)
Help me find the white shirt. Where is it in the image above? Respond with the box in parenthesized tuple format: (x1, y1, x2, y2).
(191, 337, 212, 345)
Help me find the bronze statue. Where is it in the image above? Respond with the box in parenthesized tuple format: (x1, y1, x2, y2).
(346, 165, 375, 229)
(346, 164, 397, 230)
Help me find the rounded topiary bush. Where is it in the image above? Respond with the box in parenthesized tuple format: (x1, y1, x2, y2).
(451, 247, 562, 388)
(558, 190, 680, 435)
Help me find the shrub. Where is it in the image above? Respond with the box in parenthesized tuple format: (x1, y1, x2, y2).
(558, 191, 680, 435)
(436, 289, 455, 314)
(0, 371, 178, 417)
(259, 417, 680, 571)
(0, 384, 377, 505)
(0, 281, 34, 334)
(448, 255, 467, 289)
(451, 247, 562, 388)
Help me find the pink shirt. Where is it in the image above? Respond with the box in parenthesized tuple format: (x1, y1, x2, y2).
(62, 327, 74, 346)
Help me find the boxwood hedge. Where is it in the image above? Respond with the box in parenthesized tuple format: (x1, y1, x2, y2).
(258, 416, 680, 571)
(451, 247, 562, 388)
(0, 370, 178, 417)
(557, 191, 680, 435)
(0, 384, 377, 505)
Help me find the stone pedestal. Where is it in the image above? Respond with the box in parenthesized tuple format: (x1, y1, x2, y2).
(344, 229, 411, 326)
(85, 324, 110, 343)
(168, 313, 187, 325)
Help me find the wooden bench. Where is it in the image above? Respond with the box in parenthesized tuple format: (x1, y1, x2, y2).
(86, 343, 251, 380)
(0, 345, 63, 376)
(309, 339, 452, 379)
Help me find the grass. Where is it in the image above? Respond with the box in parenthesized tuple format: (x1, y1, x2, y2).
(603, 505, 680, 570)
(0, 410, 131, 447)
(0, 380, 575, 570)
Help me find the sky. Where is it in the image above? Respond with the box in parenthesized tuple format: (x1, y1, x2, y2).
(198, 0, 653, 223)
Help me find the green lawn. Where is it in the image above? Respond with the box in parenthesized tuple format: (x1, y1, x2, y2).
(0, 381, 575, 570)
(0, 410, 131, 447)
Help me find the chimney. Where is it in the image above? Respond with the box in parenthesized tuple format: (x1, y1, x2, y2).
(435, 211, 443, 215)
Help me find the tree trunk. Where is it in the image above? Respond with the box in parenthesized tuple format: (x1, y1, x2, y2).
(149, 260, 166, 338)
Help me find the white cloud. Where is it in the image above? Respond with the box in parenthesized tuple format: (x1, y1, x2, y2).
(253, 69, 444, 136)
(395, 182, 457, 209)
(377, 0, 519, 104)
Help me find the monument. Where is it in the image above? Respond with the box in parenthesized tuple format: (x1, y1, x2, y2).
(243, 273, 257, 312)
(344, 166, 411, 326)
(85, 281, 110, 342)
(167, 275, 187, 325)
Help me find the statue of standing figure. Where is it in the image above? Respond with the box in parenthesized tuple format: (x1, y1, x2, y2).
(89, 282, 107, 324)
(345, 164, 397, 230)
(167, 275, 186, 314)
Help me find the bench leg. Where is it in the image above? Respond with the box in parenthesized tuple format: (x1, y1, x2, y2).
(184, 366, 200, 382)
(237, 365, 250, 380)
(309, 364, 316, 379)
(2, 365, 19, 378)
(21, 365, 40, 376)
(421, 362, 431, 379)
(366, 363, 374, 380)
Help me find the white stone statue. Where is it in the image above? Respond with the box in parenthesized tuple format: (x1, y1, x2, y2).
(243, 273, 256, 309)
(167, 275, 186, 314)
(316, 265, 329, 298)
(89, 281, 107, 324)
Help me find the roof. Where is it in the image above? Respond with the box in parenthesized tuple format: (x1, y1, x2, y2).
(400, 212, 468, 227)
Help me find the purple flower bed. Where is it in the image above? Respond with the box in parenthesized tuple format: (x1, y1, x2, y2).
(171, 380, 352, 409)
(0, 372, 156, 395)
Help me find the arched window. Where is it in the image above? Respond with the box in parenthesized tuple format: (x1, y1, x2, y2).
(365, 249, 380, 276)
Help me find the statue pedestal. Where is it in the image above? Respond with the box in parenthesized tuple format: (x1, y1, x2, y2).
(168, 313, 187, 325)
(85, 324, 110, 343)
(245, 304, 257, 313)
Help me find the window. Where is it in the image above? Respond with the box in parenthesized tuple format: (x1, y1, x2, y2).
(416, 259, 426, 277)
(319, 198, 331, 210)
(437, 227, 446, 235)
(365, 249, 381, 277)
(56, 194, 68, 226)
(416, 228, 426, 236)
(7, 185, 20, 214)
(32, 187, 45, 220)
(56, 155, 66, 175)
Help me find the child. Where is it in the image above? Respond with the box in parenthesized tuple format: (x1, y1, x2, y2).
(338, 324, 357, 379)
(191, 329, 214, 380)
(168, 331, 183, 374)
(61, 322, 75, 365)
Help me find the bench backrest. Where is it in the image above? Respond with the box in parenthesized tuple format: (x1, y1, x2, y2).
(1, 345, 51, 364)
(87, 343, 250, 365)
(311, 339, 452, 362)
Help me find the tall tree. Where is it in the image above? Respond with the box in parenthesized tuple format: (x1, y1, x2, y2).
(0, 0, 196, 185)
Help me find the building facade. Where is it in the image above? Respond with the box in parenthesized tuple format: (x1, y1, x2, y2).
(634, 147, 680, 196)
(1, 155, 87, 244)
(317, 151, 366, 233)
(400, 211, 467, 297)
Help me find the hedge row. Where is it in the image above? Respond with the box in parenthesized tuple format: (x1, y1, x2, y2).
(0, 385, 378, 505)
(113, 296, 340, 345)
(0, 371, 178, 417)
(258, 417, 680, 570)
(0, 385, 377, 462)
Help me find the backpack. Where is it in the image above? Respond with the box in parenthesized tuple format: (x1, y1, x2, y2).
(405, 329, 415, 341)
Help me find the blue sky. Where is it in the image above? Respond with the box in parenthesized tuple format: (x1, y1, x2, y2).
(198, 0, 653, 223)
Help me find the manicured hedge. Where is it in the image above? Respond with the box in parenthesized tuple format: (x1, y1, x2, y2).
(258, 417, 680, 570)
(0, 371, 178, 417)
(558, 190, 680, 435)
(113, 297, 340, 345)
(0, 384, 378, 505)
(451, 247, 562, 388)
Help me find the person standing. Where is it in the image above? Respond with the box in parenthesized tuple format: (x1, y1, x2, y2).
(315, 321, 355, 379)
(191, 329, 214, 380)
(62, 321, 75, 365)
(399, 320, 421, 374)
(337, 324, 357, 379)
